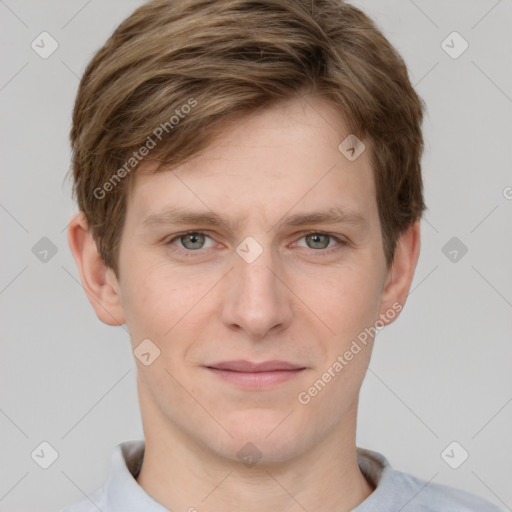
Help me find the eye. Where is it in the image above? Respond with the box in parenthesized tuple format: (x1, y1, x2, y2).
(168, 231, 216, 251)
(294, 231, 345, 253)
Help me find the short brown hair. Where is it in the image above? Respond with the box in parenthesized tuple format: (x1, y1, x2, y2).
(68, 0, 426, 277)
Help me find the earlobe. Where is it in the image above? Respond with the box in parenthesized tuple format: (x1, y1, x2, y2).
(67, 212, 126, 326)
(378, 221, 421, 326)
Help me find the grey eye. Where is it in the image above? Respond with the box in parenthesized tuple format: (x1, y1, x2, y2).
(305, 233, 331, 249)
(180, 233, 206, 250)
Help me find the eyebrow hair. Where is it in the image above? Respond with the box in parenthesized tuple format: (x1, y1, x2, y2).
(141, 206, 368, 231)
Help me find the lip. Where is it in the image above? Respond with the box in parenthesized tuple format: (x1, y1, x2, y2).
(205, 360, 306, 389)
(207, 360, 305, 372)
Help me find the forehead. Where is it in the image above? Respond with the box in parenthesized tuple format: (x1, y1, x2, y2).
(125, 95, 376, 230)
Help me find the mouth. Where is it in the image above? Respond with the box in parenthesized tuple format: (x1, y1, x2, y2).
(204, 360, 307, 389)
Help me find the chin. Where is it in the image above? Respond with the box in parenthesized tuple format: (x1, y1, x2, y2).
(213, 437, 304, 467)
(209, 412, 310, 465)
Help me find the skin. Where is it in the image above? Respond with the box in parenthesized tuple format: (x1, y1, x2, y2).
(68, 94, 420, 512)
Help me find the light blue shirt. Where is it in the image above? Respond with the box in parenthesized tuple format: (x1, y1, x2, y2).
(60, 440, 505, 511)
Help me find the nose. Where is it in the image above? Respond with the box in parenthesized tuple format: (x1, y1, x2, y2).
(221, 242, 294, 339)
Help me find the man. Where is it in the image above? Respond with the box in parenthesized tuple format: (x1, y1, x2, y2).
(63, 0, 503, 510)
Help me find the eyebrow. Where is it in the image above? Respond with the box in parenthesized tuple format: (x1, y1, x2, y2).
(141, 206, 368, 231)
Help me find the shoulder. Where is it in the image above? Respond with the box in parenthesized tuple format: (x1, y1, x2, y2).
(390, 469, 505, 512)
(59, 439, 148, 512)
(355, 448, 504, 512)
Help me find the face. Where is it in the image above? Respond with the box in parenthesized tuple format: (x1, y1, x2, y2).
(96, 95, 410, 463)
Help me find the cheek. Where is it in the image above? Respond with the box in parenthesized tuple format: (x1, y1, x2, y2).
(314, 261, 384, 402)
(120, 256, 226, 357)
(296, 261, 383, 344)
(119, 258, 189, 341)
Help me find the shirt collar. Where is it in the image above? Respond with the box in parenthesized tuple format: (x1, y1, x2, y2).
(103, 440, 168, 512)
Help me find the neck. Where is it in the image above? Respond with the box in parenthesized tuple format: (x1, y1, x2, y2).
(136, 407, 375, 512)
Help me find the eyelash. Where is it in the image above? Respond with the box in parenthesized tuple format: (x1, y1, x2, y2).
(165, 230, 347, 258)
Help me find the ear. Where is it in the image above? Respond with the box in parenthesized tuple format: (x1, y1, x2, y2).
(377, 221, 421, 326)
(67, 212, 126, 326)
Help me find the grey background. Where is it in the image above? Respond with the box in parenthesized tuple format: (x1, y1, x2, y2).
(0, 0, 511, 511)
